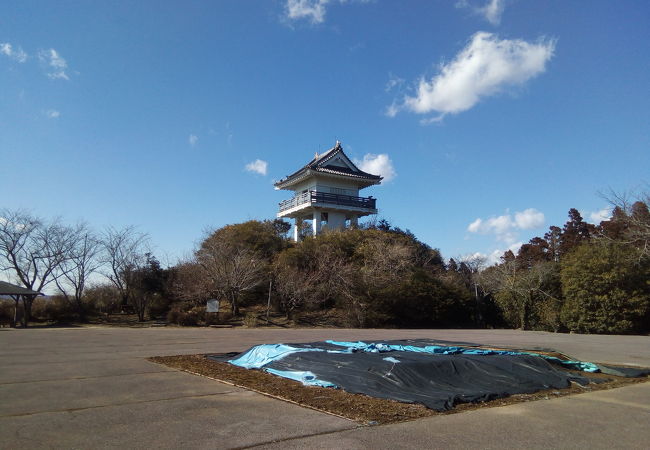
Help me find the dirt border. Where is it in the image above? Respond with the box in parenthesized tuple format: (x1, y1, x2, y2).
(149, 354, 649, 425)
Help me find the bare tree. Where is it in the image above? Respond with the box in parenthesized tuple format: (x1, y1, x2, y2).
(274, 231, 421, 326)
(196, 238, 266, 316)
(480, 259, 559, 330)
(84, 284, 121, 315)
(168, 259, 212, 306)
(100, 226, 149, 312)
(273, 244, 354, 320)
(0, 209, 76, 326)
(601, 188, 650, 261)
(54, 223, 102, 321)
(458, 254, 487, 327)
(358, 236, 415, 289)
(274, 260, 320, 319)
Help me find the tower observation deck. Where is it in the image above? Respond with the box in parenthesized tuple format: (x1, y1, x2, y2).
(274, 141, 382, 241)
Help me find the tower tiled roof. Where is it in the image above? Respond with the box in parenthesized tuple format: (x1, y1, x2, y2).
(274, 141, 382, 189)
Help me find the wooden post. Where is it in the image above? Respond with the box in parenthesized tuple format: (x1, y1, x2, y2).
(266, 279, 272, 323)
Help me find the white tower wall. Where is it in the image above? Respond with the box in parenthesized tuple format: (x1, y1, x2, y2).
(324, 211, 346, 230)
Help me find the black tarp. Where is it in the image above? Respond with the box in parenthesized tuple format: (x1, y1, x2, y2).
(209, 339, 634, 411)
(598, 364, 650, 378)
(264, 350, 590, 410)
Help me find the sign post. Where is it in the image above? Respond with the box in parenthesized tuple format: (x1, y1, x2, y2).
(206, 299, 220, 325)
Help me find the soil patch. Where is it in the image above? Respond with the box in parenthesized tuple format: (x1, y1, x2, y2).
(149, 354, 649, 425)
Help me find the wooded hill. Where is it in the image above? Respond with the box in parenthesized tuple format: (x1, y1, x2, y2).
(1, 194, 649, 333)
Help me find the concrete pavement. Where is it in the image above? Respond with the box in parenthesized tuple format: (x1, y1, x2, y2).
(1, 327, 649, 449)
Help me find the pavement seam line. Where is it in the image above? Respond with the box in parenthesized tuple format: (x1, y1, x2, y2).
(0, 370, 175, 386)
(233, 426, 364, 450)
(0, 391, 239, 418)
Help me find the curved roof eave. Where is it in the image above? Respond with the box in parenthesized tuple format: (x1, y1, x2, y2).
(273, 142, 383, 189)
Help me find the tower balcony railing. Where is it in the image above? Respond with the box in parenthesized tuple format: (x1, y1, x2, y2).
(278, 190, 376, 213)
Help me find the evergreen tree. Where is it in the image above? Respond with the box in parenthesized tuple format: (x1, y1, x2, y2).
(544, 226, 562, 262)
(599, 206, 628, 240)
(561, 242, 650, 334)
(131, 253, 166, 321)
(559, 208, 594, 256)
(517, 236, 551, 267)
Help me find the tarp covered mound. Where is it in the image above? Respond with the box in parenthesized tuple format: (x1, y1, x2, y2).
(210, 339, 630, 411)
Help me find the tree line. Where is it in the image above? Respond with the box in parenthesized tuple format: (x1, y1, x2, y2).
(477, 193, 650, 334)
(0, 209, 153, 326)
(1, 190, 648, 333)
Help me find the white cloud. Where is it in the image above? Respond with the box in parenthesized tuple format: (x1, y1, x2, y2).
(245, 159, 268, 176)
(587, 208, 611, 224)
(390, 32, 555, 121)
(419, 115, 445, 125)
(456, 0, 506, 26)
(514, 208, 545, 229)
(189, 134, 198, 146)
(465, 240, 523, 266)
(467, 208, 545, 244)
(285, 0, 369, 24)
(0, 42, 28, 63)
(479, 0, 506, 25)
(491, 242, 523, 263)
(39, 48, 69, 80)
(354, 153, 396, 182)
(485, 249, 502, 265)
(467, 218, 482, 233)
(385, 73, 405, 93)
(286, 0, 330, 24)
(44, 109, 60, 119)
(461, 252, 486, 261)
(385, 102, 399, 118)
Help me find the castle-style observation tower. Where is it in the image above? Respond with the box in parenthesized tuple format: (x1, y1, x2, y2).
(274, 141, 382, 241)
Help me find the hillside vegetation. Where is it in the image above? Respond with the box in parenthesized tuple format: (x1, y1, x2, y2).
(1, 194, 649, 333)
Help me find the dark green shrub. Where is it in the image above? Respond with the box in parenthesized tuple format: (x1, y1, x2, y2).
(561, 242, 650, 334)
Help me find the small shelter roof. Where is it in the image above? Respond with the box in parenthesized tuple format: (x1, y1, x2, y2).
(0, 281, 42, 296)
(274, 142, 382, 190)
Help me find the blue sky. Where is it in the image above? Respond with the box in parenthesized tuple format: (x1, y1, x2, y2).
(2, 0, 649, 265)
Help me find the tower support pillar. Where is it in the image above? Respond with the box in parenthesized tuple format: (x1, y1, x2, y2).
(312, 210, 321, 236)
(350, 214, 358, 228)
(293, 218, 302, 242)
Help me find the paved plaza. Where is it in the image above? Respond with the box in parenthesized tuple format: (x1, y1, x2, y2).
(1, 327, 649, 449)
